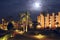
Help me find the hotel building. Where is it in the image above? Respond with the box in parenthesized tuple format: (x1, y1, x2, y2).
(37, 12, 60, 29)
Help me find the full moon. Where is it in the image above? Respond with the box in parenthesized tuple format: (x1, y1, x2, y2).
(34, 2, 40, 8)
(29, 1, 42, 11)
(31, 2, 42, 10)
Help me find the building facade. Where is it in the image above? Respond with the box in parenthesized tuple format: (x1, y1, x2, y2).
(37, 12, 60, 29)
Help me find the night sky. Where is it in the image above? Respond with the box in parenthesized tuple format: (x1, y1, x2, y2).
(0, 0, 60, 21)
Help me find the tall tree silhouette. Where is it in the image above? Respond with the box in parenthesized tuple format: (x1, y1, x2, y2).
(7, 22, 14, 30)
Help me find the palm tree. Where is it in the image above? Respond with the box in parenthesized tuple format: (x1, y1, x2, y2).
(19, 11, 33, 32)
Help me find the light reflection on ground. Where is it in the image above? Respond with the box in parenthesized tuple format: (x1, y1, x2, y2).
(0, 34, 11, 40)
(32, 34, 46, 39)
(0, 34, 60, 40)
(15, 30, 24, 35)
(0, 30, 24, 40)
